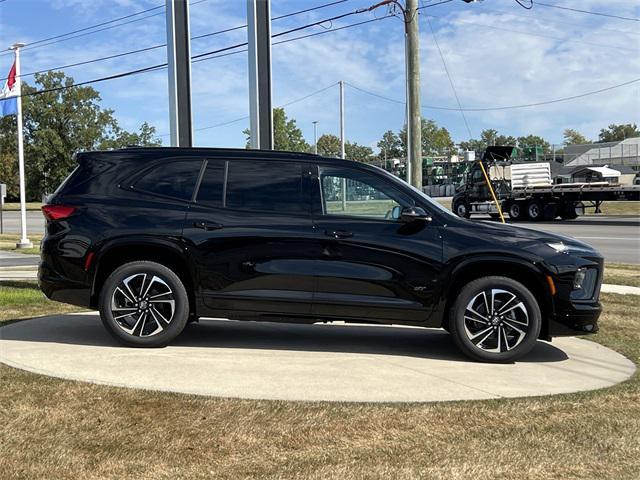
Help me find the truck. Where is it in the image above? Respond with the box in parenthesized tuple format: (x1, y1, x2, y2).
(452, 146, 640, 221)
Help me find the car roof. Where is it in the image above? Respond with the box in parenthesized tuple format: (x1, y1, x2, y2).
(76, 147, 376, 169)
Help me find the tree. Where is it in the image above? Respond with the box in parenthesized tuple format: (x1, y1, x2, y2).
(400, 118, 454, 156)
(243, 107, 309, 152)
(377, 130, 403, 160)
(345, 141, 374, 162)
(0, 71, 160, 200)
(516, 134, 550, 153)
(459, 129, 516, 155)
(597, 123, 640, 143)
(563, 128, 589, 146)
(316, 133, 341, 157)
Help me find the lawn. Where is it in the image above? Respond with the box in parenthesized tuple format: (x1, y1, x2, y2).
(1, 202, 43, 211)
(0, 281, 639, 479)
(0, 233, 42, 255)
(604, 264, 640, 288)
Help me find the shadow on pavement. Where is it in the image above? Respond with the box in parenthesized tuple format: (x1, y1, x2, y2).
(1, 313, 569, 364)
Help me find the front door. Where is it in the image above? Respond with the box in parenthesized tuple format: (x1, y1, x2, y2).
(311, 163, 443, 323)
(183, 158, 316, 317)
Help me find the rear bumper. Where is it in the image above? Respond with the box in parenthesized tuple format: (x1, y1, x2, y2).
(38, 261, 92, 309)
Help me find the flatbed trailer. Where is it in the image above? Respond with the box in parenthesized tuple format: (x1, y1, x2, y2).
(451, 146, 640, 221)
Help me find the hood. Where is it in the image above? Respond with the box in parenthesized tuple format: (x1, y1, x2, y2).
(445, 218, 599, 258)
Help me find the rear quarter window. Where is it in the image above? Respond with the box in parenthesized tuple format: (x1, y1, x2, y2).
(134, 160, 203, 201)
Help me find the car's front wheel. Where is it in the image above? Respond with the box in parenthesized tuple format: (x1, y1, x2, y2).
(449, 276, 541, 363)
(99, 261, 190, 347)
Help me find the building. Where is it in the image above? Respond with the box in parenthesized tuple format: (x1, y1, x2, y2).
(563, 137, 640, 170)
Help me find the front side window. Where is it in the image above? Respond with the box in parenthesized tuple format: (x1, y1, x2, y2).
(134, 160, 202, 201)
(226, 160, 306, 214)
(319, 165, 413, 219)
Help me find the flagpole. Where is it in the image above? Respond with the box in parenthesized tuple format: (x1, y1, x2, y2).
(10, 42, 32, 250)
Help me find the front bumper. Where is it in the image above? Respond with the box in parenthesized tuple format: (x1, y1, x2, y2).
(548, 301, 601, 336)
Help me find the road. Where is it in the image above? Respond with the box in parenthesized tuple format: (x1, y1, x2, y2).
(1, 210, 639, 264)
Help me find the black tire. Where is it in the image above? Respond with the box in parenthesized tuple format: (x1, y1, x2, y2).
(99, 261, 190, 347)
(449, 276, 541, 363)
(453, 200, 471, 219)
(508, 201, 525, 221)
(559, 202, 578, 220)
(527, 199, 544, 221)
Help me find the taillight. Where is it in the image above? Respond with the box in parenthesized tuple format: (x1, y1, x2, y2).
(42, 204, 77, 221)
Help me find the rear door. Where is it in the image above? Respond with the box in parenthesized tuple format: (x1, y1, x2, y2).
(311, 163, 443, 323)
(183, 158, 316, 317)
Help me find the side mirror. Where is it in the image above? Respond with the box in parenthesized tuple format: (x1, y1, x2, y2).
(399, 206, 432, 223)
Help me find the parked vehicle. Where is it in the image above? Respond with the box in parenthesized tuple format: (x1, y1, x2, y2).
(39, 147, 603, 362)
(452, 146, 640, 221)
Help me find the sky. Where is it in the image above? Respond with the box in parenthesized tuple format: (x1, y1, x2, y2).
(0, 0, 639, 151)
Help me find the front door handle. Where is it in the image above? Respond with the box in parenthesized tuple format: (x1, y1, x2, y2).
(193, 221, 223, 231)
(325, 229, 353, 239)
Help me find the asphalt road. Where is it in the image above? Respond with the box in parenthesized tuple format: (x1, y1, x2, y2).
(2, 210, 639, 264)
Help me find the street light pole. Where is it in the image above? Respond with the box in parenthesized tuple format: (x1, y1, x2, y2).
(10, 43, 32, 249)
(312, 120, 318, 155)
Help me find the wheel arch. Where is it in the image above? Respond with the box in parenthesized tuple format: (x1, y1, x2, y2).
(442, 256, 553, 339)
(90, 238, 195, 314)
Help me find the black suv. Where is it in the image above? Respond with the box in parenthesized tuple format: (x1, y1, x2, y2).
(39, 147, 603, 362)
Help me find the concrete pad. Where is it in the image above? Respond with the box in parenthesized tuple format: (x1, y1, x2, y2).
(0, 313, 635, 403)
(601, 284, 640, 295)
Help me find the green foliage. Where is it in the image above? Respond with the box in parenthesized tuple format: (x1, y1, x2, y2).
(516, 134, 550, 153)
(377, 130, 403, 160)
(597, 123, 640, 143)
(399, 118, 454, 156)
(345, 142, 373, 162)
(0, 71, 160, 200)
(563, 128, 590, 146)
(459, 129, 516, 155)
(244, 107, 310, 152)
(316, 133, 341, 157)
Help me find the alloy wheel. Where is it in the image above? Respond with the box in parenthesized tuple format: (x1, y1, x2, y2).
(463, 288, 529, 353)
(110, 273, 176, 337)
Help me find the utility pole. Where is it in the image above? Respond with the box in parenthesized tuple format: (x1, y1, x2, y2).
(166, 0, 193, 147)
(339, 80, 345, 160)
(312, 121, 318, 154)
(405, 0, 422, 189)
(10, 43, 32, 249)
(247, 0, 274, 150)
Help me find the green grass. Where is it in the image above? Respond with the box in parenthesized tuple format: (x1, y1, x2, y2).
(0, 234, 42, 255)
(593, 201, 640, 216)
(1, 202, 43, 211)
(0, 281, 81, 322)
(0, 284, 639, 479)
(604, 264, 640, 288)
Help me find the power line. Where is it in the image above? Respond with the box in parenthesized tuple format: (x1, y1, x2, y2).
(181, 82, 340, 136)
(426, 17, 473, 138)
(535, 2, 640, 22)
(345, 78, 640, 111)
(2, 0, 351, 81)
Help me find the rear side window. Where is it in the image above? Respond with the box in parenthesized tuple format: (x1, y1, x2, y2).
(134, 160, 202, 201)
(196, 160, 226, 207)
(226, 160, 306, 214)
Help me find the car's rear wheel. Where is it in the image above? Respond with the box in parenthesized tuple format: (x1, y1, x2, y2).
(449, 276, 541, 363)
(99, 261, 189, 347)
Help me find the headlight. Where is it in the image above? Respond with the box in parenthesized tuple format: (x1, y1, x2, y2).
(571, 268, 598, 300)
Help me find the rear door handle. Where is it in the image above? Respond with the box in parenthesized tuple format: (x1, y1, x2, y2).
(325, 229, 353, 239)
(193, 221, 223, 231)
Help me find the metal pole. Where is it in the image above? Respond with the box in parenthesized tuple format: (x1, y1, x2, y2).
(166, 0, 193, 147)
(247, 0, 273, 150)
(406, 0, 422, 189)
(10, 44, 32, 249)
(404, 33, 411, 184)
(312, 121, 318, 154)
(339, 80, 346, 210)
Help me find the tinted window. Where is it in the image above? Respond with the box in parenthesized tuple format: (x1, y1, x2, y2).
(226, 160, 306, 214)
(196, 160, 226, 207)
(319, 165, 413, 219)
(135, 160, 201, 200)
